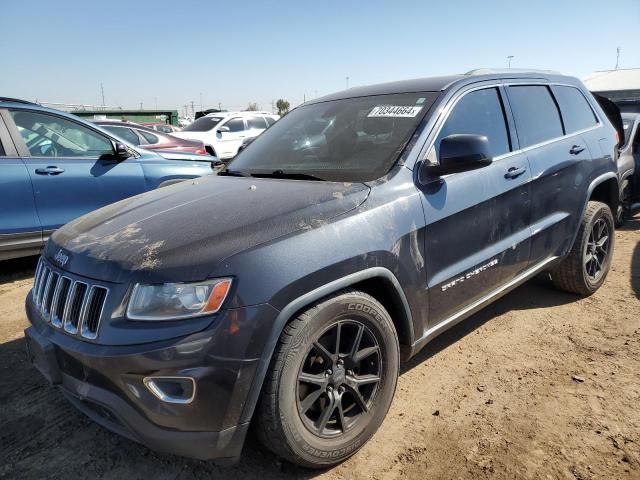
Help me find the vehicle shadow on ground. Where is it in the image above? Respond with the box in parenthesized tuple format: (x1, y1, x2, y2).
(0, 256, 38, 285)
(401, 275, 581, 374)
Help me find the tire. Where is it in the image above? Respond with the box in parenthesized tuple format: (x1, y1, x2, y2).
(615, 179, 630, 227)
(255, 289, 400, 468)
(551, 201, 615, 296)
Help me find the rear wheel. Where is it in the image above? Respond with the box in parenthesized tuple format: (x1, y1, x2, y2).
(551, 201, 615, 295)
(255, 290, 399, 468)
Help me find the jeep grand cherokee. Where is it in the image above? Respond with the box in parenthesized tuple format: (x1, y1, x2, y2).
(25, 70, 619, 468)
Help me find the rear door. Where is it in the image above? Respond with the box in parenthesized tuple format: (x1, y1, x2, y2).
(505, 84, 594, 267)
(0, 111, 42, 259)
(5, 109, 147, 233)
(421, 85, 532, 326)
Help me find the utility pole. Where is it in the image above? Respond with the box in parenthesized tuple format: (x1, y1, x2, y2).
(154, 97, 158, 109)
(271, 99, 275, 113)
(191, 101, 195, 117)
(507, 55, 514, 68)
(346, 76, 350, 89)
(199, 92, 203, 110)
(615, 47, 620, 69)
(303, 93, 306, 103)
(100, 83, 105, 106)
(218, 101, 222, 111)
(139, 101, 143, 110)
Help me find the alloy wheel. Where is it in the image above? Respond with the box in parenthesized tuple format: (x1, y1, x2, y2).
(583, 218, 610, 281)
(296, 320, 381, 438)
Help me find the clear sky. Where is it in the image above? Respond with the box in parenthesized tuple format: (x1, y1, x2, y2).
(1, 0, 639, 114)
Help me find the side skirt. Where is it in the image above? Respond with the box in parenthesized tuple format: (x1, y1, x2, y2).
(407, 255, 561, 358)
(0, 231, 43, 261)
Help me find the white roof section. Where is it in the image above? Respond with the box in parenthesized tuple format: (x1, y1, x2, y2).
(583, 68, 640, 92)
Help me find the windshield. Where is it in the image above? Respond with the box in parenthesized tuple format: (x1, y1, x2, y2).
(182, 116, 224, 132)
(227, 92, 439, 182)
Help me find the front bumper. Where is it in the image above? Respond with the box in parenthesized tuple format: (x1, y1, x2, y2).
(25, 298, 280, 462)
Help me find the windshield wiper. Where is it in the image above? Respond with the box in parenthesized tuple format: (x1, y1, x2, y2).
(249, 170, 327, 181)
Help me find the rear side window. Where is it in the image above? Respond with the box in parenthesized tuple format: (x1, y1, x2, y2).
(247, 117, 268, 129)
(225, 118, 245, 132)
(139, 131, 159, 144)
(103, 126, 140, 145)
(553, 86, 598, 134)
(507, 86, 563, 148)
(265, 117, 276, 126)
(436, 87, 511, 158)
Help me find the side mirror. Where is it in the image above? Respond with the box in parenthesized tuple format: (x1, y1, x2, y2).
(113, 141, 131, 160)
(424, 134, 492, 177)
(217, 126, 230, 134)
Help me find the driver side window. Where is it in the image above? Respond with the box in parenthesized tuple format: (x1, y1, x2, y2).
(435, 88, 511, 159)
(9, 110, 113, 158)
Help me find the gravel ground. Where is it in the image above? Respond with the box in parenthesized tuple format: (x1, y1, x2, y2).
(0, 215, 638, 479)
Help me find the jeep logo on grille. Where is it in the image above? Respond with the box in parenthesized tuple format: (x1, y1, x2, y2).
(54, 249, 69, 267)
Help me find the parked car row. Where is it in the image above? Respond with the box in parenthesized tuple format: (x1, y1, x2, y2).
(21, 71, 631, 469)
(0, 98, 214, 261)
(94, 120, 209, 156)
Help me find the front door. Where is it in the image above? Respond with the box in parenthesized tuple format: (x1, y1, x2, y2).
(216, 117, 248, 158)
(6, 109, 147, 232)
(420, 86, 532, 327)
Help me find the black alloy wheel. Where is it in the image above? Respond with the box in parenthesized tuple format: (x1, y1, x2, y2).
(296, 320, 381, 437)
(583, 217, 610, 281)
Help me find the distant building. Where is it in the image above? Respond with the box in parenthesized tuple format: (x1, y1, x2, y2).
(584, 68, 640, 101)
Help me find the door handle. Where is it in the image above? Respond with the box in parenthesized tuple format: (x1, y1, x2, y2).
(35, 166, 65, 175)
(504, 166, 527, 179)
(569, 145, 585, 155)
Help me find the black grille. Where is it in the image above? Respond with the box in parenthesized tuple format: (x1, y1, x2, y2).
(82, 287, 108, 339)
(32, 258, 109, 340)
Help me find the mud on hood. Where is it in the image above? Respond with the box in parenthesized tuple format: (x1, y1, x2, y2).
(47, 176, 369, 283)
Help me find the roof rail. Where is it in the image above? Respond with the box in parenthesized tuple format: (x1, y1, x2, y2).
(465, 68, 561, 76)
(0, 97, 38, 105)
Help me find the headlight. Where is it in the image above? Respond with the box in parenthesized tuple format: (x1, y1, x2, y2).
(126, 278, 232, 321)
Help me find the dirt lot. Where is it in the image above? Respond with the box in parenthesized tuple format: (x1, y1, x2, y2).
(0, 217, 638, 480)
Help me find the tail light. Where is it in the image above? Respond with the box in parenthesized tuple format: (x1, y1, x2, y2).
(194, 147, 207, 155)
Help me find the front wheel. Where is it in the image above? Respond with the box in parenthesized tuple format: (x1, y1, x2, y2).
(255, 290, 399, 468)
(551, 201, 615, 295)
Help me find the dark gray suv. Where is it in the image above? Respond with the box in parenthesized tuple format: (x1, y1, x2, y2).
(24, 71, 619, 468)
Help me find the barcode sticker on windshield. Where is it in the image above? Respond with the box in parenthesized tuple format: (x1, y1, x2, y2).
(368, 105, 422, 118)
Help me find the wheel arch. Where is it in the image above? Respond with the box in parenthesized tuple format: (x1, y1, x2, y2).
(239, 267, 414, 424)
(588, 173, 618, 213)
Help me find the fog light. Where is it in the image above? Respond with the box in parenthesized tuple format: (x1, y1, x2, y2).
(143, 376, 196, 404)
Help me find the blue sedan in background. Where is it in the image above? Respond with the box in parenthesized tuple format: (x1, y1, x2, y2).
(0, 98, 214, 261)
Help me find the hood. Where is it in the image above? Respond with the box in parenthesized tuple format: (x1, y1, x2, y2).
(47, 176, 369, 283)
